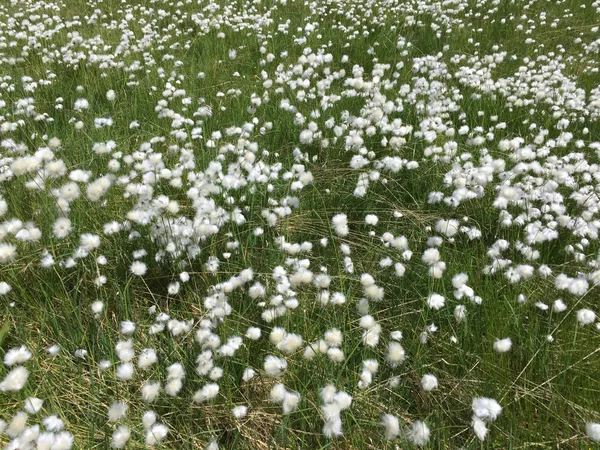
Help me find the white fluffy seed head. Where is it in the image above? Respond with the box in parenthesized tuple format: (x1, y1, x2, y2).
(381, 414, 400, 440)
(107, 402, 128, 422)
(426, 293, 445, 310)
(406, 421, 430, 446)
(232, 405, 248, 419)
(493, 338, 512, 353)
(23, 397, 44, 414)
(421, 374, 438, 391)
(586, 423, 600, 442)
(386, 341, 406, 367)
(264, 355, 287, 377)
(112, 426, 131, 448)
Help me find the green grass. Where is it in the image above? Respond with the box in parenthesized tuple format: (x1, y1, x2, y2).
(1, 0, 600, 448)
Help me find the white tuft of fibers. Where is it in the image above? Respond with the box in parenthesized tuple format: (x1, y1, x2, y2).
(577, 309, 596, 326)
(145, 423, 168, 446)
(586, 423, 600, 442)
(386, 341, 406, 367)
(23, 397, 44, 414)
(264, 355, 288, 377)
(112, 426, 131, 448)
(421, 374, 438, 391)
(472, 415, 488, 441)
(331, 214, 349, 237)
(472, 397, 502, 421)
(426, 293, 445, 310)
(493, 338, 512, 353)
(108, 402, 128, 422)
(381, 414, 400, 440)
(232, 405, 248, 419)
(406, 421, 430, 446)
(0, 366, 30, 392)
(192, 383, 220, 403)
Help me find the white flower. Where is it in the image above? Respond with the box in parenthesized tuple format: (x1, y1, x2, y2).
(145, 423, 168, 445)
(0, 243, 17, 264)
(53, 218, 72, 239)
(435, 219, 459, 237)
(142, 411, 157, 429)
(192, 383, 220, 403)
(0, 281, 11, 295)
(552, 299, 567, 312)
(577, 309, 596, 325)
(422, 248, 440, 264)
(112, 426, 131, 448)
(245, 327, 262, 340)
(4, 345, 32, 366)
(242, 368, 256, 382)
(386, 341, 406, 367)
(426, 293, 445, 310)
(0, 366, 29, 391)
(91, 300, 104, 317)
(331, 213, 349, 237)
(43, 415, 64, 431)
(80, 233, 100, 251)
(53, 431, 74, 449)
(138, 348, 158, 369)
(472, 397, 502, 421)
(120, 321, 136, 335)
(108, 402, 128, 422)
(264, 355, 287, 377)
(141, 381, 161, 402)
(586, 423, 600, 442)
(6, 411, 28, 438)
(365, 214, 379, 226)
(493, 338, 512, 353)
(116, 363, 134, 381)
(472, 415, 488, 441)
(421, 374, 438, 391)
(282, 391, 301, 414)
(381, 414, 400, 440)
(130, 261, 147, 276)
(232, 405, 248, 419)
(406, 421, 430, 446)
(23, 397, 44, 414)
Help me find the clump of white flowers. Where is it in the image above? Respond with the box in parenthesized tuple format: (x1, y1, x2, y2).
(320, 385, 352, 438)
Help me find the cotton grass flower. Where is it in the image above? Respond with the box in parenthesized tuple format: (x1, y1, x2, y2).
(107, 402, 128, 422)
(493, 338, 512, 353)
(426, 293, 445, 310)
(421, 374, 438, 391)
(141, 381, 161, 403)
(331, 213, 349, 237)
(0, 366, 29, 392)
(130, 261, 147, 276)
(577, 309, 596, 325)
(23, 397, 44, 414)
(4, 345, 32, 366)
(145, 423, 168, 446)
(232, 405, 248, 419)
(386, 341, 406, 367)
(381, 414, 400, 440)
(43, 416, 64, 432)
(586, 423, 600, 442)
(264, 355, 287, 377)
(472, 415, 488, 441)
(472, 397, 502, 421)
(192, 383, 219, 403)
(406, 421, 430, 446)
(0, 243, 17, 264)
(111, 426, 131, 448)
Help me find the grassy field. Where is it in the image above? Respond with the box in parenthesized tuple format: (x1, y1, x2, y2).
(1, 0, 600, 448)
